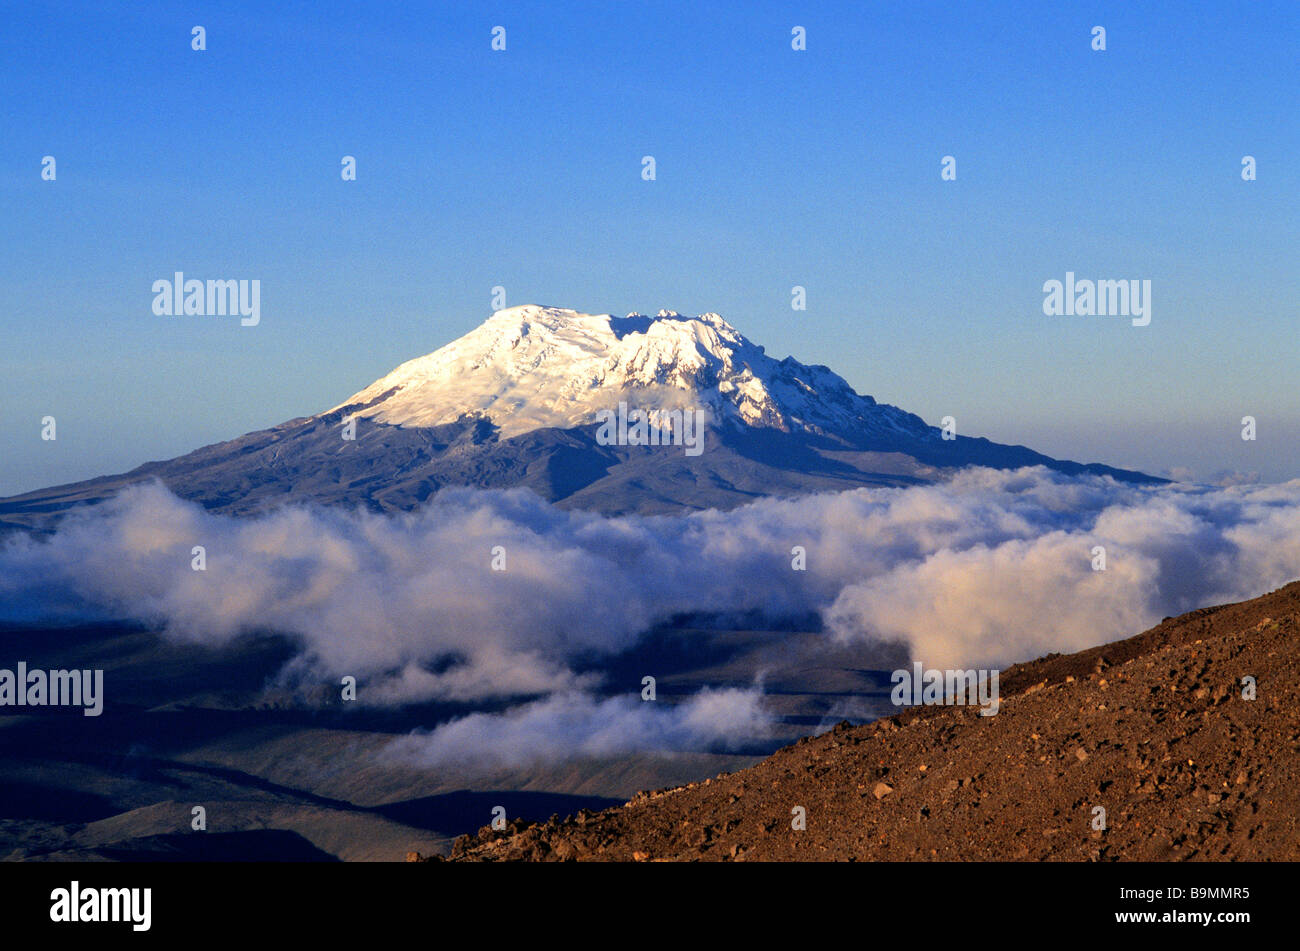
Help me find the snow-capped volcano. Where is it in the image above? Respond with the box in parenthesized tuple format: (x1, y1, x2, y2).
(331, 306, 931, 444)
(0, 305, 1163, 530)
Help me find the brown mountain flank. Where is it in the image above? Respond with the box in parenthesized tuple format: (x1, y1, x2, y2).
(430, 580, 1300, 861)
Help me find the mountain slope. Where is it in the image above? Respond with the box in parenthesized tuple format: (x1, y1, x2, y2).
(0, 306, 1161, 530)
(440, 580, 1300, 862)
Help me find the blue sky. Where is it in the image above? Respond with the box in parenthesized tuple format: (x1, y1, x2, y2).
(2, 0, 1297, 495)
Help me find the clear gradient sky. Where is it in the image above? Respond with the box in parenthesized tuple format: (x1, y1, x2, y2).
(2, 0, 1297, 495)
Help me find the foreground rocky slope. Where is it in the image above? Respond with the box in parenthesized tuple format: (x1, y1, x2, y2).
(438, 581, 1300, 861)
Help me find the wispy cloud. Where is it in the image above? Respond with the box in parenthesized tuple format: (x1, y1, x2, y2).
(383, 687, 773, 769)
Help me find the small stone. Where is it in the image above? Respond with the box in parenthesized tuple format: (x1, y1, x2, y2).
(873, 782, 894, 800)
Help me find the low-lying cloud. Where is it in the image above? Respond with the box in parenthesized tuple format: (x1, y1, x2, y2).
(384, 687, 773, 770)
(3, 468, 1300, 763)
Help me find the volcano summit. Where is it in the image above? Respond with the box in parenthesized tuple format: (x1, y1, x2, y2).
(0, 306, 1159, 530)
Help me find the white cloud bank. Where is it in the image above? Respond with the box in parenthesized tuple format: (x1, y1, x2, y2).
(3, 468, 1300, 762)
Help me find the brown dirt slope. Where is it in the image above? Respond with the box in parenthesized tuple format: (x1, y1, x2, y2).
(438, 580, 1300, 861)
